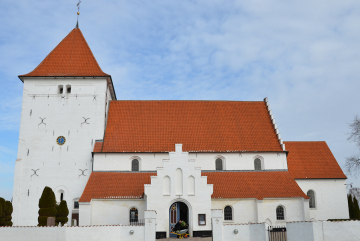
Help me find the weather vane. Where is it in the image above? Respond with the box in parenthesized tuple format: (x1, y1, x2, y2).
(76, 0, 81, 28)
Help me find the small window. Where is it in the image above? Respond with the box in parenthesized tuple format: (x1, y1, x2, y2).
(66, 85, 71, 94)
(58, 85, 63, 94)
(307, 190, 316, 208)
(130, 207, 138, 223)
(254, 158, 262, 170)
(215, 158, 223, 171)
(132, 159, 139, 171)
(224, 206, 232, 220)
(74, 201, 79, 209)
(60, 193, 64, 201)
(276, 206, 284, 220)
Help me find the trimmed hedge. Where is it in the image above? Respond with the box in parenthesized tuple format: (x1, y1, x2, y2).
(38, 186, 57, 226)
(0, 201, 4, 226)
(4, 200, 13, 226)
(56, 200, 69, 226)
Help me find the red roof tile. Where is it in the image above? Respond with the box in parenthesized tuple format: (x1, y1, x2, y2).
(79, 172, 156, 202)
(202, 171, 308, 199)
(19, 28, 110, 78)
(79, 171, 307, 202)
(93, 141, 103, 152)
(101, 101, 283, 153)
(285, 141, 347, 179)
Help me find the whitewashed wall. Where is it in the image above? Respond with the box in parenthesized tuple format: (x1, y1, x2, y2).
(295, 179, 349, 220)
(13, 77, 111, 226)
(211, 199, 258, 223)
(287, 221, 360, 241)
(222, 223, 267, 241)
(262, 198, 305, 225)
(90, 199, 146, 225)
(93, 152, 288, 171)
(0, 225, 144, 241)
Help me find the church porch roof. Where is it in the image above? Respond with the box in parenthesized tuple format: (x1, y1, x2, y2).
(79, 171, 308, 202)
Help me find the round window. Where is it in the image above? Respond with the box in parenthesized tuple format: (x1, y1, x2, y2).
(56, 136, 66, 145)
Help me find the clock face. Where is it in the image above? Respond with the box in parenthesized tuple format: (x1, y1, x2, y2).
(56, 136, 66, 145)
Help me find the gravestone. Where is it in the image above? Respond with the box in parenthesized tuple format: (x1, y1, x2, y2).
(47, 217, 55, 226)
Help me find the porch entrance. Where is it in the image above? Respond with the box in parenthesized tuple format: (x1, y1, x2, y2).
(169, 202, 189, 238)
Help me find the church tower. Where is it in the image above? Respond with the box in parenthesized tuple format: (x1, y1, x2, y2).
(12, 25, 116, 225)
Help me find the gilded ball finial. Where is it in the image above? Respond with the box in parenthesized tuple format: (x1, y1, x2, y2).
(77, 12, 80, 15)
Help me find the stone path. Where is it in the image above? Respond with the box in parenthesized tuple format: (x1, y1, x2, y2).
(156, 238, 212, 241)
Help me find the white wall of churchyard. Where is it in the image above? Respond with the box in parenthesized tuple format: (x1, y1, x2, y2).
(295, 179, 349, 220)
(93, 152, 288, 171)
(287, 221, 360, 241)
(0, 225, 143, 241)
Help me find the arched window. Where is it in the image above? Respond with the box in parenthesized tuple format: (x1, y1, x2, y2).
(276, 206, 284, 220)
(307, 190, 316, 208)
(130, 207, 138, 223)
(254, 158, 262, 170)
(132, 159, 139, 171)
(224, 206, 232, 220)
(216, 158, 223, 171)
(60, 193, 64, 201)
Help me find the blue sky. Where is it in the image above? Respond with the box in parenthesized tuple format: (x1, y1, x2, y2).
(1, 0, 360, 201)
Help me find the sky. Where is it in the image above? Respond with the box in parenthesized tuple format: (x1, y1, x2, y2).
(1, 0, 360, 201)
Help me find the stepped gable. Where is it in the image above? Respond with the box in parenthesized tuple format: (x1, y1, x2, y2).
(79, 172, 156, 202)
(285, 141, 347, 179)
(19, 28, 110, 78)
(202, 171, 308, 199)
(100, 100, 283, 153)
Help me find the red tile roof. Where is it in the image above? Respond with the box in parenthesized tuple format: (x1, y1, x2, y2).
(202, 171, 308, 199)
(100, 101, 283, 153)
(19, 28, 110, 78)
(79, 172, 156, 202)
(93, 141, 103, 152)
(285, 141, 347, 179)
(79, 171, 307, 202)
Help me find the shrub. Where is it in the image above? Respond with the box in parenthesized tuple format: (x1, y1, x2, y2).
(4, 201, 13, 226)
(56, 200, 69, 226)
(0, 198, 5, 226)
(38, 186, 57, 226)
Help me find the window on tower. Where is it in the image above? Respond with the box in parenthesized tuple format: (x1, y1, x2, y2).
(66, 85, 71, 94)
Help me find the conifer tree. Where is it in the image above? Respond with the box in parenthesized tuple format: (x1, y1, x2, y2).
(4, 201, 13, 226)
(56, 200, 69, 226)
(0, 197, 5, 226)
(353, 196, 360, 219)
(348, 194, 354, 219)
(38, 186, 57, 226)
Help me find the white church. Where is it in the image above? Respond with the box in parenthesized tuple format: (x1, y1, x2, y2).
(12, 24, 349, 238)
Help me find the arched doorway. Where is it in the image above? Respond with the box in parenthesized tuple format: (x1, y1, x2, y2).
(169, 202, 189, 237)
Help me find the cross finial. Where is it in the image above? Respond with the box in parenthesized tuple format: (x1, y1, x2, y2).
(76, 0, 81, 29)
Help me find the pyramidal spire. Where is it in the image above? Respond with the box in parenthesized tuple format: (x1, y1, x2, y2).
(19, 28, 110, 78)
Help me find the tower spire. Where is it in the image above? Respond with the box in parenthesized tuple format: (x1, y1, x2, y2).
(76, 0, 81, 29)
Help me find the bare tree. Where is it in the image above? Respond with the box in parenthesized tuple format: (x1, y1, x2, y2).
(345, 115, 360, 177)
